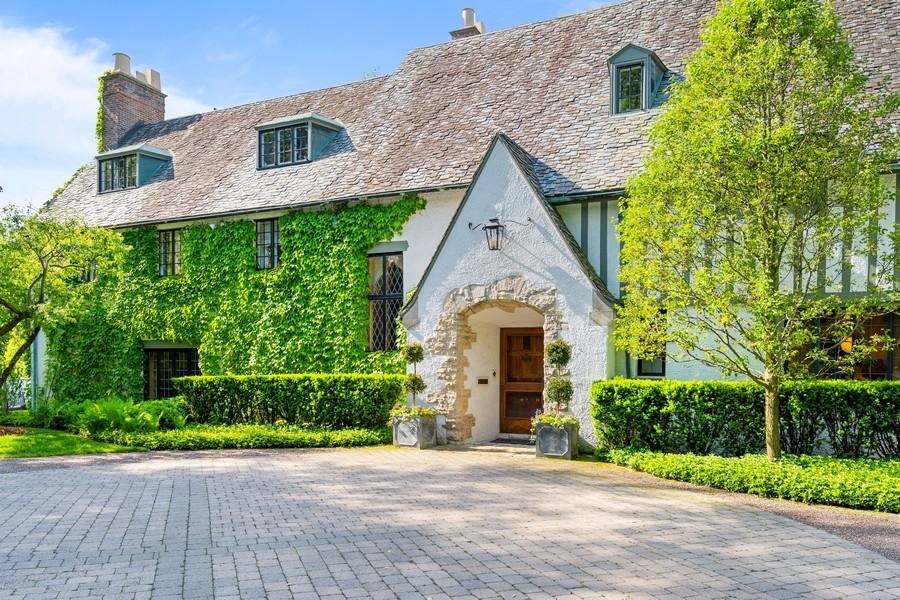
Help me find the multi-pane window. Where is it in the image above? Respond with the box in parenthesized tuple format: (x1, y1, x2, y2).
(159, 230, 182, 276)
(256, 219, 281, 269)
(616, 64, 643, 113)
(144, 348, 200, 399)
(99, 155, 137, 192)
(76, 261, 97, 283)
(259, 123, 310, 168)
(368, 253, 404, 351)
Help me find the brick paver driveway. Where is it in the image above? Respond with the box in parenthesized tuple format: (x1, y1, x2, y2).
(0, 447, 898, 599)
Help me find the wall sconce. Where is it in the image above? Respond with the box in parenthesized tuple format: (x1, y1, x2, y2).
(468, 217, 532, 252)
(469, 218, 505, 251)
(840, 337, 853, 354)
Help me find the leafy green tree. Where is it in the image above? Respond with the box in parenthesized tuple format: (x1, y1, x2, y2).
(615, 0, 899, 460)
(0, 205, 125, 393)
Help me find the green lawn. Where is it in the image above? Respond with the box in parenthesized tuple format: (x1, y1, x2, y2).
(0, 428, 141, 459)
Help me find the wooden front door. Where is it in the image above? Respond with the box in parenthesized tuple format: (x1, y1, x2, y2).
(500, 328, 545, 434)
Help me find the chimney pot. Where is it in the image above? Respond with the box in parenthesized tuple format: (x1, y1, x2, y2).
(112, 52, 131, 75)
(462, 8, 475, 27)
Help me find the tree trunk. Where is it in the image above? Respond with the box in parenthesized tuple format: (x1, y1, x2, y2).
(0, 327, 39, 392)
(763, 369, 782, 461)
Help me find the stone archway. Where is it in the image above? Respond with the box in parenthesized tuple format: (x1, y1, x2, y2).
(423, 276, 567, 442)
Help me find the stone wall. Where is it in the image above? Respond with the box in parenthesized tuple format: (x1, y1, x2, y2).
(424, 276, 565, 441)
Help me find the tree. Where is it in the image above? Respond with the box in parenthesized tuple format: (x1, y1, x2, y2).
(0, 205, 125, 394)
(615, 0, 900, 460)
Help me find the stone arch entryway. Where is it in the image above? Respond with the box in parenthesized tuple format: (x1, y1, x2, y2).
(423, 276, 567, 442)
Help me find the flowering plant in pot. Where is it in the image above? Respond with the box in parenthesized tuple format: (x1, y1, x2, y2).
(391, 343, 437, 448)
(533, 338, 579, 458)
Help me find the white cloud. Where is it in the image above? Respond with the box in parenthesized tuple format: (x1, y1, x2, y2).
(0, 20, 104, 208)
(0, 19, 210, 210)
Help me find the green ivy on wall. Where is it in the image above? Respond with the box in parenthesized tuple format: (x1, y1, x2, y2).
(45, 195, 426, 402)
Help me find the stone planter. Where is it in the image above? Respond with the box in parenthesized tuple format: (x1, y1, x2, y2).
(392, 415, 437, 449)
(535, 422, 579, 459)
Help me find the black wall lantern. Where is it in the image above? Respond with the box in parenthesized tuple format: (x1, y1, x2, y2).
(469, 218, 505, 251)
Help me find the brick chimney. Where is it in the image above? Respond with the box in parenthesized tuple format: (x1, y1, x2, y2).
(99, 53, 166, 151)
(450, 8, 486, 40)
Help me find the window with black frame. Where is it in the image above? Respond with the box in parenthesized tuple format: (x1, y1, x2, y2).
(99, 155, 137, 192)
(256, 219, 281, 269)
(368, 253, 403, 351)
(144, 348, 200, 399)
(158, 230, 181, 276)
(637, 356, 665, 377)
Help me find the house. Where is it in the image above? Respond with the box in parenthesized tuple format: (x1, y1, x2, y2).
(45, 0, 899, 445)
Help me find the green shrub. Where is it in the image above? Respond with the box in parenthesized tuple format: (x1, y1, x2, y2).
(173, 373, 403, 428)
(95, 424, 391, 451)
(591, 379, 900, 458)
(0, 410, 35, 428)
(607, 448, 900, 513)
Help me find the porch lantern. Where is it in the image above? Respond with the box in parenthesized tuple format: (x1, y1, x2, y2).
(469, 218, 505, 251)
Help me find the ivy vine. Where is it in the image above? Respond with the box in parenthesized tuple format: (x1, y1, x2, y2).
(95, 71, 112, 152)
(45, 195, 426, 401)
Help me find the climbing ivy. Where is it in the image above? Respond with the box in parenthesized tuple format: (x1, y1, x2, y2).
(95, 72, 112, 152)
(45, 195, 426, 401)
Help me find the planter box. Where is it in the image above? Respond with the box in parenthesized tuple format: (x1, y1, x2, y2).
(535, 422, 579, 459)
(392, 415, 437, 449)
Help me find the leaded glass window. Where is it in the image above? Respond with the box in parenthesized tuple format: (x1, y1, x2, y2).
(256, 219, 281, 270)
(159, 230, 182, 276)
(368, 253, 403, 351)
(258, 123, 310, 169)
(99, 155, 137, 192)
(616, 64, 643, 113)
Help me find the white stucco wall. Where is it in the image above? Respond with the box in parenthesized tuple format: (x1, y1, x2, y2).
(388, 189, 465, 297)
(407, 138, 613, 446)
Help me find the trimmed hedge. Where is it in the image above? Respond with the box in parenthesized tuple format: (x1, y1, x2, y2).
(173, 373, 404, 428)
(608, 449, 900, 513)
(591, 379, 900, 458)
(94, 424, 391, 451)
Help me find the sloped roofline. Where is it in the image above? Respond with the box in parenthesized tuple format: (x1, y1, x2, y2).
(400, 132, 619, 321)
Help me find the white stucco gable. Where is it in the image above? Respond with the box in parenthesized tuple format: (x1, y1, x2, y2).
(403, 133, 615, 446)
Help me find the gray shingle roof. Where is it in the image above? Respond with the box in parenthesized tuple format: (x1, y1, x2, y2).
(51, 0, 899, 228)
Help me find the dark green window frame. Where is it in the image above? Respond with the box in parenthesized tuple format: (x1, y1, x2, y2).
(159, 230, 182, 277)
(259, 123, 310, 169)
(615, 63, 643, 114)
(256, 219, 281, 270)
(99, 155, 137, 192)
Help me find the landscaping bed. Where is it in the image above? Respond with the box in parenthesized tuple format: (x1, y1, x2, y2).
(607, 448, 900, 513)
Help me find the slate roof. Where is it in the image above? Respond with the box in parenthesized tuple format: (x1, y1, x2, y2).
(51, 0, 899, 228)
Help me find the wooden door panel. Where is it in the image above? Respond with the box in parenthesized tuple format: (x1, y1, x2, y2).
(500, 328, 544, 434)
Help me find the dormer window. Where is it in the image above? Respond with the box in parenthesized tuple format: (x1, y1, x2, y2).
(255, 113, 343, 170)
(609, 44, 667, 115)
(96, 144, 172, 193)
(616, 64, 644, 113)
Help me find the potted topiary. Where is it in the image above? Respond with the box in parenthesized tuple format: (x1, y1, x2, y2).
(391, 343, 438, 449)
(533, 338, 579, 459)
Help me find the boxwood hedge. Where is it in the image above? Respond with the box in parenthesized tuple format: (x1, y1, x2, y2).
(173, 373, 404, 428)
(591, 379, 900, 458)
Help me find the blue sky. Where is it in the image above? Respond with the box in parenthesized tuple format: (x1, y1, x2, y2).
(0, 0, 613, 209)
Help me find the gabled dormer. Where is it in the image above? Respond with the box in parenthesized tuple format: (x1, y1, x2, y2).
(255, 112, 343, 169)
(96, 143, 172, 193)
(608, 44, 667, 115)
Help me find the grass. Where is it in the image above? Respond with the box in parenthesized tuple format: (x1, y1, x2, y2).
(0, 428, 141, 459)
